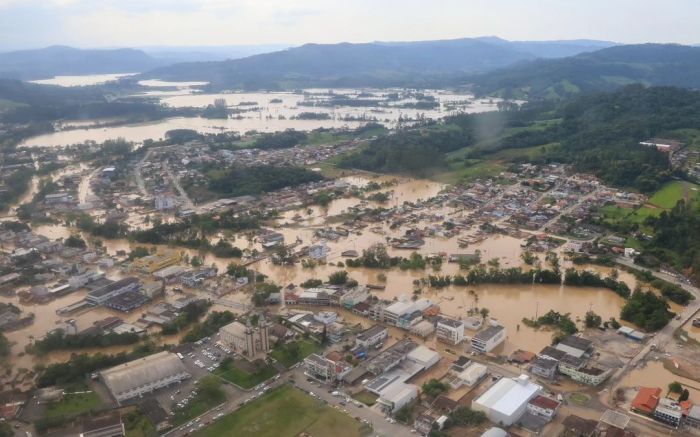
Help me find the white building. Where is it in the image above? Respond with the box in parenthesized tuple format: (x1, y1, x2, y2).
(406, 345, 440, 369)
(355, 324, 388, 349)
(377, 381, 418, 413)
(654, 398, 683, 427)
(154, 195, 176, 211)
(472, 374, 541, 426)
(526, 395, 560, 420)
(436, 316, 465, 345)
(471, 325, 506, 353)
(457, 363, 487, 388)
(382, 298, 433, 326)
(303, 353, 351, 383)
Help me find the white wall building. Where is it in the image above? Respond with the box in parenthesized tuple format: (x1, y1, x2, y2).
(436, 316, 465, 345)
(356, 324, 388, 349)
(457, 363, 487, 387)
(377, 381, 418, 413)
(472, 374, 541, 426)
(471, 325, 506, 353)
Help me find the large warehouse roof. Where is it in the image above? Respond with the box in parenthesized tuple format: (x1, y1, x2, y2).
(101, 352, 187, 397)
(474, 374, 541, 417)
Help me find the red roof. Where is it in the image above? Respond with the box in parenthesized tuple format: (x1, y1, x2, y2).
(529, 395, 560, 411)
(631, 387, 661, 414)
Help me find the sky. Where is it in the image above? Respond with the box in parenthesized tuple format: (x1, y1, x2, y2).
(1, 0, 699, 50)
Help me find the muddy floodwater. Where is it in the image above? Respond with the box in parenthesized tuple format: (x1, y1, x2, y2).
(13, 174, 636, 376)
(19, 87, 503, 148)
(29, 73, 138, 87)
(621, 360, 700, 400)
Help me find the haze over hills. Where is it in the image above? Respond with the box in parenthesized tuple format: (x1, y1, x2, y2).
(467, 43, 700, 99)
(0, 45, 168, 80)
(139, 37, 619, 90)
(139, 44, 291, 64)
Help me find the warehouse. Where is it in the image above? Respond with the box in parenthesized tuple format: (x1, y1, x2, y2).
(472, 374, 541, 426)
(100, 351, 190, 403)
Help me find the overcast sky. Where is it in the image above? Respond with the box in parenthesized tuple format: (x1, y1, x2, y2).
(1, 0, 699, 50)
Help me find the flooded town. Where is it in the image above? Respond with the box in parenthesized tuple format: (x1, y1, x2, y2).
(1, 11, 700, 435)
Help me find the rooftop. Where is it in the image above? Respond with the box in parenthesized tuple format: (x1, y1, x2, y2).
(473, 374, 541, 417)
(528, 395, 560, 410)
(631, 387, 661, 414)
(473, 325, 504, 342)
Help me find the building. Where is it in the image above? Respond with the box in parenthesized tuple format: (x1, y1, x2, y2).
(639, 138, 683, 153)
(154, 195, 176, 211)
(530, 357, 558, 380)
(686, 405, 700, 428)
(355, 324, 388, 349)
(367, 339, 417, 375)
(79, 412, 125, 437)
(382, 299, 433, 326)
(472, 374, 541, 426)
(140, 398, 170, 431)
(554, 335, 592, 358)
(303, 353, 351, 383)
(86, 277, 141, 305)
(471, 325, 506, 353)
(631, 387, 662, 415)
(558, 364, 611, 386)
(180, 268, 217, 288)
(526, 395, 560, 420)
(100, 352, 190, 403)
(377, 381, 418, 413)
(654, 398, 682, 427)
(406, 345, 440, 369)
(340, 286, 369, 308)
(410, 320, 436, 338)
(436, 316, 465, 345)
(129, 251, 182, 274)
(104, 290, 149, 312)
(457, 363, 487, 387)
(219, 319, 270, 358)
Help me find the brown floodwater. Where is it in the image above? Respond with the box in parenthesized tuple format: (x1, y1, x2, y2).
(620, 360, 700, 400)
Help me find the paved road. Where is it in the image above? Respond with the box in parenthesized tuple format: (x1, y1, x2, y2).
(163, 160, 195, 210)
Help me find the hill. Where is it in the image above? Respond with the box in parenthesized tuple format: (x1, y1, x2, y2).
(140, 37, 615, 90)
(467, 44, 700, 100)
(0, 46, 164, 80)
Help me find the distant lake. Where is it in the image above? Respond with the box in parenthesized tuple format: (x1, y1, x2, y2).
(29, 73, 138, 87)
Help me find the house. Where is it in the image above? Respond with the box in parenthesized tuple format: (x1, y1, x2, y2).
(471, 325, 506, 353)
(308, 243, 330, 260)
(140, 398, 170, 431)
(631, 387, 661, 415)
(686, 405, 700, 428)
(559, 365, 611, 386)
(526, 395, 560, 420)
(555, 335, 592, 358)
(530, 357, 558, 380)
(303, 353, 352, 383)
(457, 363, 487, 387)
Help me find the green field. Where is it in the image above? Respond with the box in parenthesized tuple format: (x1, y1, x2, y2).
(193, 385, 364, 437)
(173, 377, 227, 426)
(648, 181, 687, 209)
(214, 360, 278, 389)
(43, 391, 102, 418)
(352, 390, 378, 406)
(269, 339, 321, 369)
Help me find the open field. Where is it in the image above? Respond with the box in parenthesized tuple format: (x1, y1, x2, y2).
(649, 181, 697, 209)
(214, 361, 278, 389)
(43, 391, 101, 418)
(193, 384, 364, 437)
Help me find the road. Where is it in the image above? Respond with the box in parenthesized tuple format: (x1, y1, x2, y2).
(163, 160, 195, 210)
(134, 147, 153, 198)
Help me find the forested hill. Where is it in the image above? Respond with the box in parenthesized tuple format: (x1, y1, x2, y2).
(140, 38, 615, 90)
(338, 85, 700, 193)
(0, 46, 163, 80)
(467, 44, 700, 100)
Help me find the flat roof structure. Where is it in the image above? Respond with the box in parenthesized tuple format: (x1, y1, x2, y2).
(473, 374, 541, 424)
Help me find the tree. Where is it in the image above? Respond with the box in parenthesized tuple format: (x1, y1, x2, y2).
(328, 270, 349, 285)
(545, 251, 560, 272)
(521, 251, 536, 265)
(128, 246, 150, 260)
(191, 255, 204, 267)
(479, 308, 490, 320)
(669, 381, 683, 394)
(584, 311, 602, 328)
(64, 234, 86, 248)
(680, 389, 690, 402)
(422, 379, 449, 398)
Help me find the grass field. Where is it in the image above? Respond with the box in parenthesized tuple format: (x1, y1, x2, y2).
(352, 390, 378, 406)
(124, 410, 158, 437)
(193, 385, 364, 437)
(269, 339, 321, 369)
(43, 391, 101, 418)
(214, 361, 278, 389)
(648, 181, 688, 209)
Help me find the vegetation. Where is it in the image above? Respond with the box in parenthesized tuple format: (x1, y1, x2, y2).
(620, 289, 674, 331)
(328, 270, 349, 285)
(421, 379, 450, 398)
(43, 391, 101, 419)
(252, 130, 307, 150)
(195, 164, 323, 198)
(28, 330, 141, 355)
(214, 358, 278, 389)
(584, 311, 602, 328)
(564, 269, 631, 298)
(181, 311, 236, 343)
(161, 300, 210, 335)
(269, 339, 320, 368)
(190, 384, 362, 437)
(523, 310, 578, 337)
